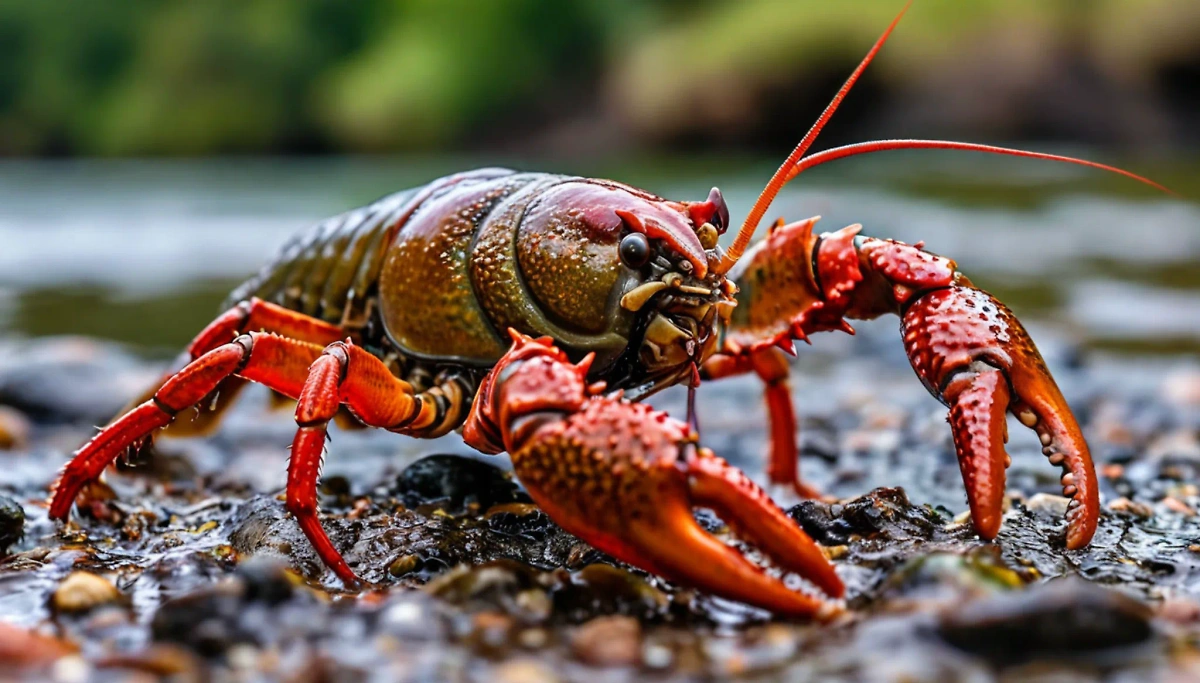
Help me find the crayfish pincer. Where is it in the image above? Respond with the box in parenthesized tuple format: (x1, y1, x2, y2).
(48, 4, 1171, 617)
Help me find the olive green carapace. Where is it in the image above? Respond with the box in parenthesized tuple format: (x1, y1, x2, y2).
(378, 178, 526, 363)
(232, 171, 649, 368)
(516, 183, 625, 335)
(469, 175, 573, 354)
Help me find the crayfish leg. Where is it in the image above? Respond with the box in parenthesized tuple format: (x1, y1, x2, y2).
(285, 340, 473, 586)
(702, 347, 825, 499)
(49, 333, 325, 520)
(113, 298, 349, 440)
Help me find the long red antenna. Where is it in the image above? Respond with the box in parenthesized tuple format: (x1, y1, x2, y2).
(715, 1, 1176, 276)
(714, 1, 912, 275)
(785, 139, 1176, 195)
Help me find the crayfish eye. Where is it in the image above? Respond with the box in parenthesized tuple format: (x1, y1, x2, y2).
(619, 232, 651, 268)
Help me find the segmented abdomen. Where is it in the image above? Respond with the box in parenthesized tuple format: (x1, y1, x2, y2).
(225, 168, 520, 333)
(226, 189, 418, 328)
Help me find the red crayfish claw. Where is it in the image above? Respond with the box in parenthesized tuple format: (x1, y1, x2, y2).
(464, 331, 844, 618)
(903, 284, 1098, 549)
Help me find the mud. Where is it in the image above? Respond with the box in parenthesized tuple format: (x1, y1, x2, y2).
(0, 326, 1198, 681)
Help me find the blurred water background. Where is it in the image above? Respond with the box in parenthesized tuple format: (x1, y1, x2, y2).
(0, 0, 1196, 356)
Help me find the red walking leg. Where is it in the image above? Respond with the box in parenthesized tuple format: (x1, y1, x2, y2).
(286, 341, 466, 586)
(50, 333, 325, 520)
(112, 299, 349, 440)
(188, 298, 346, 358)
(703, 347, 821, 498)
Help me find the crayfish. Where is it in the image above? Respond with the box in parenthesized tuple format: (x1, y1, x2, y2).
(49, 4, 1171, 617)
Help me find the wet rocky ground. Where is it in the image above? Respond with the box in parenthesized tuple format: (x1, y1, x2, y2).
(0, 321, 1198, 682)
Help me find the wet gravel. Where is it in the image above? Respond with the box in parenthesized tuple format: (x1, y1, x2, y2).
(0, 326, 1198, 681)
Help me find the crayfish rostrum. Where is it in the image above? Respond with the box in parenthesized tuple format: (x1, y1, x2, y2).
(49, 5, 1171, 617)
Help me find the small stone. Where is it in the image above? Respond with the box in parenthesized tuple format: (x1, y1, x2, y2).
(470, 612, 514, 656)
(75, 480, 121, 525)
(1157, 597, 1200, 624)
(388, 554, 420, 577)
(1162, 497, 1196, 517)
(394, 454, 523, 512)
(236, 556, 295, 605)
(0, 621, 77, 668)
(938, 579, 1153, 662)
(226, 644, 260, 670)
(1169, 483, 1200, 499)
(1163, 369, 1200, 407)
(379, 599, 429, 635)
(0, 406, 30, 450)
(571, 615, 641, 667)
(0, 494, 25, 554)
(494, 658, 558, 683)
(1024, 493, 1069, 519)
(94, 644, 203, 678)
(642, 642, 674, 670)
(822, 544, 849, 560)
(881, 552, 1025, 604)
(52, 572, 121, 614)
(514, 589, 552, 622)
(517, 628, 548, 649)
(1108, 497, 1153, 518)
(51, 654, 90, 683)
(732, 624, 798, 672)
(557, 564, 667, 621)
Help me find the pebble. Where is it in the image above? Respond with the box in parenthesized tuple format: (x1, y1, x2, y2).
(570, 615, 641, 667)
(1157, 596, 1200, 624)
(0, 494, 24, 554)
(394, 454, 523, 511)
(1161, 497, 1196, 517)
(517, 628, 548, 649)
(494, 658, 559, 683)
(1108, 497, 1153, 518)
(938, 579, 1153, 662)
(1163, 369, 1200, 407)
(52, 571, 121, 613)
(642, 641, 674, 670)
(0, 406, 30, 450)
(51, 655, 90, 683)
(0, 621, 77, 668)
(1023, 493, 1069, 519)
(388, 554, 420, 577)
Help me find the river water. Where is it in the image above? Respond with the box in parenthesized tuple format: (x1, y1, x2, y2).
(0, 154, 1196, 355)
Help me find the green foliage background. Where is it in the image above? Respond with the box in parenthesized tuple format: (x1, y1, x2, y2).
(0, 0, 1195, 156)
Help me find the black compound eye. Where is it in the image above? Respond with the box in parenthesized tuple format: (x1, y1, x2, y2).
(619, 232, 651, 268)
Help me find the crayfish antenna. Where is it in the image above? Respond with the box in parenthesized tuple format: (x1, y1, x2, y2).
(785, 139, 1177, 196)
(717, 0, 1177, 276)
(716, 1, 912, 275)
